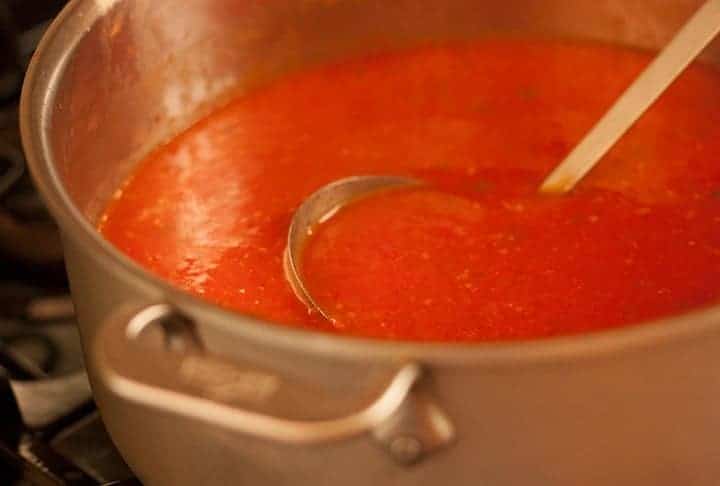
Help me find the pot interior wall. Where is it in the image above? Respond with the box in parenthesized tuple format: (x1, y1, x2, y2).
(49, 0, 719, 223)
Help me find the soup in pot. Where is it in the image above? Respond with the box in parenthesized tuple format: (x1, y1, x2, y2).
(99, 39, 720, 341)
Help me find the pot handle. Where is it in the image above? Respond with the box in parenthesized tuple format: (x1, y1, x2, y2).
(93, 304, 454, 464)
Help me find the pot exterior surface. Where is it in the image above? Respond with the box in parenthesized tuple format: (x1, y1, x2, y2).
(65, 231, 720, 486)
(23, 0, 720, 484)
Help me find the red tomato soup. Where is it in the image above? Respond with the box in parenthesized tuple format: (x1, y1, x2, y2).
(99, 39, 720, 342)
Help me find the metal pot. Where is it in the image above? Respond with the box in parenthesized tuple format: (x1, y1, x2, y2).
(20, 0, 720, 484)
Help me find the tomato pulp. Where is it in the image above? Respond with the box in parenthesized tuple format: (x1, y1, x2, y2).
(100, 39, 720, 341)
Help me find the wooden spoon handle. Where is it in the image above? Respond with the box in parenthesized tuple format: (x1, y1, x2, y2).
(540, 0, 720, 194)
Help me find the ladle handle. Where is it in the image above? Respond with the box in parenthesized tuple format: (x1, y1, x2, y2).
(93, 303, 454, 464)
(540, 0, 720, 194)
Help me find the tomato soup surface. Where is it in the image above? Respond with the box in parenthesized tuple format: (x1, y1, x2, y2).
(100, 39, 720, 342)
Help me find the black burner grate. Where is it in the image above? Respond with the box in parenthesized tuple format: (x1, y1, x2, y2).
(0, 1, 140, 484)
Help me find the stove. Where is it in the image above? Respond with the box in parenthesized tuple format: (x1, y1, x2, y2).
(0, 2, 139, 484)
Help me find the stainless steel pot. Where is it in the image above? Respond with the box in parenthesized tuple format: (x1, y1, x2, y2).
(20, 1, 720, 484)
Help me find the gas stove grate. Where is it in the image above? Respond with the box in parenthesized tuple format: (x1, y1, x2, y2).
(0, 1, 140, 484)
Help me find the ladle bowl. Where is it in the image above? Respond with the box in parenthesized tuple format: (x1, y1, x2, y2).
(284, 175, 420, 320)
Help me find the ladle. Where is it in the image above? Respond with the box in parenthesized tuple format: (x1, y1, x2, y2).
(285, 0, 720, 317)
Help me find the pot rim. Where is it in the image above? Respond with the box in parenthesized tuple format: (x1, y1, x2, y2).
(20, 0, 720, 366)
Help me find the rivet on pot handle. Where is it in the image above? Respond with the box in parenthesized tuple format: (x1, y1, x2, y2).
(93, 304, 455, 464)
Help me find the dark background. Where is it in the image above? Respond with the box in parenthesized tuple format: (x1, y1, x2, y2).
(0, 1, 140, 484)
